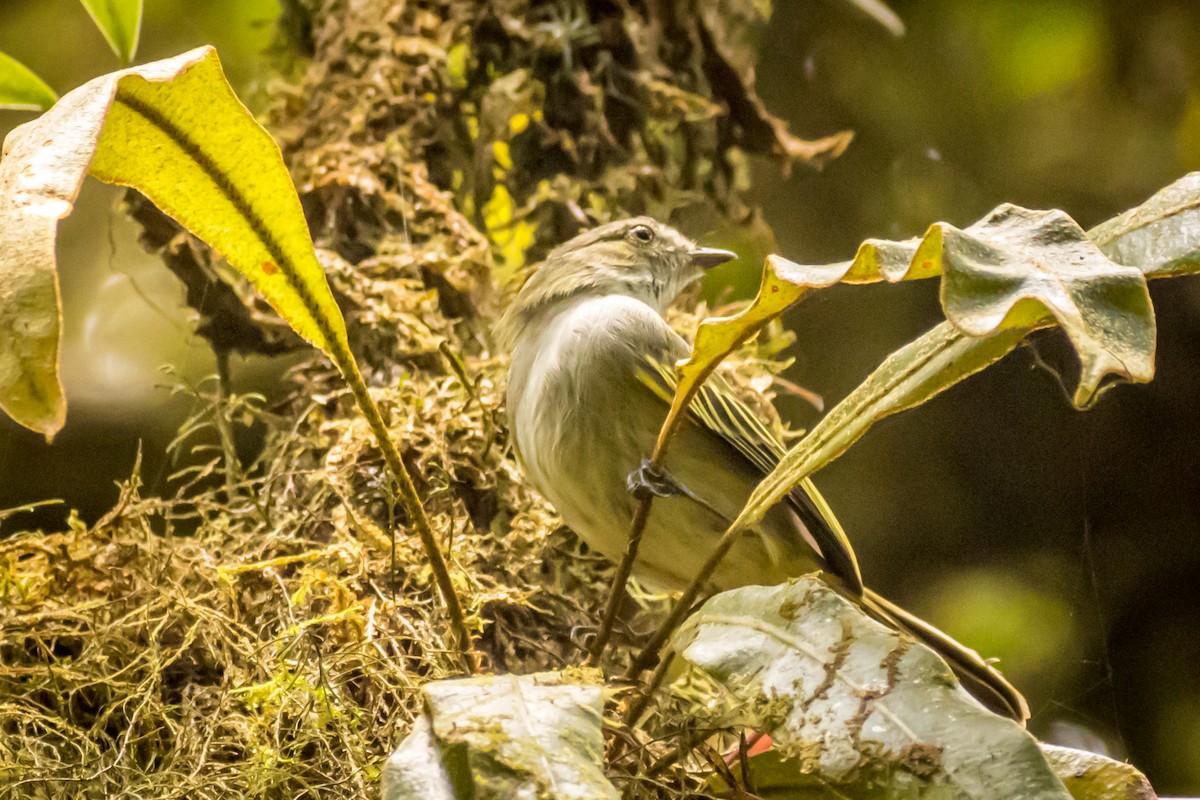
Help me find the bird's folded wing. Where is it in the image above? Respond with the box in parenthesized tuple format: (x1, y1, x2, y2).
(637, 357, 863, 593)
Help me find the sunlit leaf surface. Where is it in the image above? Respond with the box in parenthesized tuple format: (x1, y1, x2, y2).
(0, 46, 350, 437)
(382, 671, 616, 800)
(88, 49, 348, 355)
(673, 577, 1071, 800)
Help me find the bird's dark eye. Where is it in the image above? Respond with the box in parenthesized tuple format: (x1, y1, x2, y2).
(628, 225, 655, 244)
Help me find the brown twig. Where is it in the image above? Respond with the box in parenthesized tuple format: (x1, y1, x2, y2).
(624, 522, 745, 679)
(588, 320, 774, 667)
(622, 651, 676, 730)
(585, 376, 702, 666)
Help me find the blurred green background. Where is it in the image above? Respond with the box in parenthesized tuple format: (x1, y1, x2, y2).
(2, 0, 1199, 792)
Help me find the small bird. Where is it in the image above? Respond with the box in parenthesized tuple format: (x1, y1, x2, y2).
(499, 217, 1028, 721)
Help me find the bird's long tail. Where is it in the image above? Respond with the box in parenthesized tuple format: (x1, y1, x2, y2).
(860, 588, 1030, 724)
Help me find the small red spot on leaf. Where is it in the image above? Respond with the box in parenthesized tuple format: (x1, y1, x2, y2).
(262, 261, 278, 275)
(770, 284, 779, 293)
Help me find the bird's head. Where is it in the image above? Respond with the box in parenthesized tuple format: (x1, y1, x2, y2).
(497, 217, 735, 348)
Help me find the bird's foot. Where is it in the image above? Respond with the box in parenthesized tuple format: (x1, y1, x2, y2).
(626, 460, 683, 499)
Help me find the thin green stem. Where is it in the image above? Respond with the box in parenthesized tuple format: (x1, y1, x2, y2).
(340, 355, 478, 674)
(213, 349, 242, 498)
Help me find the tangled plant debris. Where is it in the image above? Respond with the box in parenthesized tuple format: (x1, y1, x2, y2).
(0, 0, 836, 797)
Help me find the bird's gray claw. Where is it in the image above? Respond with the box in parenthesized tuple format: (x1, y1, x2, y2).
(627, 460, 679, 499)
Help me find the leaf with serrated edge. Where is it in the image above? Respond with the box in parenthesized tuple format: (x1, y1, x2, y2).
(932, 205, 1153, 408)
(78, 0, 143, 65)
(673, 577, 1071, 800)
(1089, 170, 1200, 279)
(675, 202, 1154, 461)
(406, 671, 616, 800)
(0, 51, 57, 111)
(0, 46, 350, 437)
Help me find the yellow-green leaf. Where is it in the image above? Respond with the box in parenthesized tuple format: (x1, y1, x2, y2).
(678, 203, 1153, 447)
(78, 0, 143, 66)
(1039, 745, 1156, 800)
(0, 51, 57, 111)
(1089, 170, 1200, 279)
(729, 322, 1032, 533)
(0, 46, 349, 438)
(88, 49, 349, 356)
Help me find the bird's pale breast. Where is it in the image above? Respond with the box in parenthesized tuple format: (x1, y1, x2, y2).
(507, 295, 815, 590)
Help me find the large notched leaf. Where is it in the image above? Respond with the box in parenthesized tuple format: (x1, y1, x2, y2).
(1039, 745, 1156, 800)
(0, 46, 350, 437)
(382, 671, 617, 800)
(1089, 171, 1200, 279)
(0, 51, 57, 111)
(729, 321, 1030, 533)
(676, 204, 1154, 457)
(931, 205, 1154, 409)
(672, 577, 1071, 800)
(78, 0, 144, 66)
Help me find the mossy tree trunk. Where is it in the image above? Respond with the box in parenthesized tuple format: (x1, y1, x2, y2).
(0, 1, 846, 796)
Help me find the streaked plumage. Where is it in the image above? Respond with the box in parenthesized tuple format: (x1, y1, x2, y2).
(500, 217, 1028, 721)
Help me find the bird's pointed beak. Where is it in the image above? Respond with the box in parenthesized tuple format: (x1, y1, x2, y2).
(689, 246, 737, 270)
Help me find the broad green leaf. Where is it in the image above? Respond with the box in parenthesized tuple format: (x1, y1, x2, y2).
(1040, 745, 1156, 800)
(0, 46, 350, 437)
(1089, 171, 1200, 279)
(672, 577, 1071, 800)
(778, 206, 1152, 409)
(729, 321, 1030, 533)
(383, 671, 617, 800)
(88, 49, 348, 355)
(0, 51, 57, 111)
(78, 0, 143, 66)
